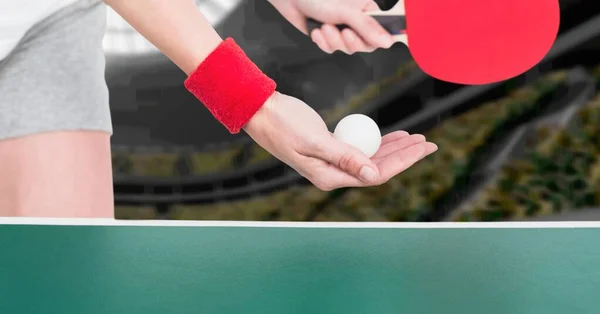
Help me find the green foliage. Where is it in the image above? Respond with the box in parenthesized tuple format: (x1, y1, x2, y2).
(454, 92, 600, 221)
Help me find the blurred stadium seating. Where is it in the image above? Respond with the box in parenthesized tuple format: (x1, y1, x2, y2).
(115, 68, 589, 221)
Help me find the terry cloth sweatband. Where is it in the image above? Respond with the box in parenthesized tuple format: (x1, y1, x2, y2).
(184, 37, 277, 134)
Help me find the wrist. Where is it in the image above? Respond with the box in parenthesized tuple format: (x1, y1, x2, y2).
(184, 38, 277, 134)
(243, 91, 278, 135)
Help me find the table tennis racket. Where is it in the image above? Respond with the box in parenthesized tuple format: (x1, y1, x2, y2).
(306, 0, 560, 85)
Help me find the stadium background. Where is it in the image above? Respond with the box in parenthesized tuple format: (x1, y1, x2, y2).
(105, 0, 600, 222)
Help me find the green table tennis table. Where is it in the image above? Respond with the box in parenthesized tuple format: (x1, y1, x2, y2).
(1, 219, 600, 314)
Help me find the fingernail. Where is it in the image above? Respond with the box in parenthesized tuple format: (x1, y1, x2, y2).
(359, 166, 378, 183)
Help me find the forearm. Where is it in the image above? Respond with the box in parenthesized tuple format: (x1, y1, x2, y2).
(104, 0, 222, 75)
(105, 0, 276, 134)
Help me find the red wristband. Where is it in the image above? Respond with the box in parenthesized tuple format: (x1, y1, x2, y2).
(184, 37, 277, 134)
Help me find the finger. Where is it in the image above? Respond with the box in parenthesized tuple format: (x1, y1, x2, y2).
(311, 29, 334, 53)
(303, 142, 437, 190)
(341, 29, 376, 53)
(339, 8, 394, 48)
(312, 160, 372, 189)
(372, 134, 426, 160)
(381, 130, 410, 145)
(306, 134, 381, 184)
(375, 143, 427, 182)
(305, 142, 438, 190)
(321, 24, 350, 54)
(423, 142, 439, 155)
(372, 141, 438, 175)
(292, 153, 368, 190)
(373, 141, 438, 166)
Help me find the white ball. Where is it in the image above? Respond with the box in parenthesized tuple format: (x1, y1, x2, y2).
(333, 114, 382, 158)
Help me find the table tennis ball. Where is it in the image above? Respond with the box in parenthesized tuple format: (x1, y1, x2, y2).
(333, 114, 381, 158)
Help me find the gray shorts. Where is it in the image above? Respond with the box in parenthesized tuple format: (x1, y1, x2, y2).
(0, 0, 112, 140)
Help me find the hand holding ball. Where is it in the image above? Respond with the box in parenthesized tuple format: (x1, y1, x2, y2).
(333, 114, 382, 158)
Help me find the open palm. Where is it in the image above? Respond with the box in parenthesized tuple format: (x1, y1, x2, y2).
(244, 92, 437, 190)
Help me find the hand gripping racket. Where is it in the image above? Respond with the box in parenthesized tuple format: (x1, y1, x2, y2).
(306, 0, 560, 85)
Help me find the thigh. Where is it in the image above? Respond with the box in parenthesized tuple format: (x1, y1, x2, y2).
(0, 131, 114, 217)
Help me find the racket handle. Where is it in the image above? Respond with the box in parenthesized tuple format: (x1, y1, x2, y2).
(306, 16, 406, 36)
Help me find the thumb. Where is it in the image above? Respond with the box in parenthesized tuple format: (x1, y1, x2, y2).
(316, 136, 381, 183)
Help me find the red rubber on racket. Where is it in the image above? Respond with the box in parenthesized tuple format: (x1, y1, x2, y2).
(306, 0, 560, 85)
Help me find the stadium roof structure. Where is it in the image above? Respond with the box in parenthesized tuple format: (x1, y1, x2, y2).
(103, 0, 243, 55)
